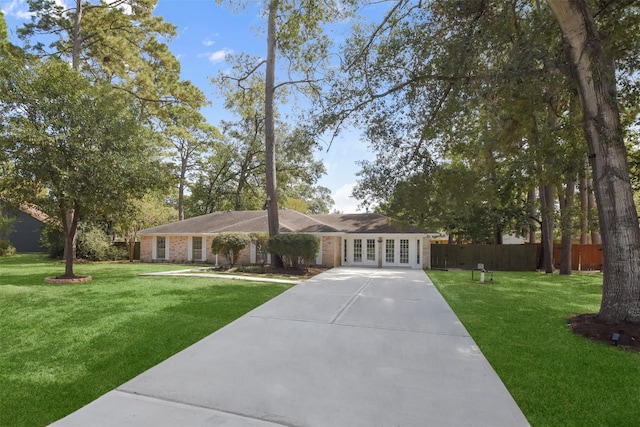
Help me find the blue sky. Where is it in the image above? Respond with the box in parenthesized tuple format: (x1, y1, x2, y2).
(1, 0, 376, 213)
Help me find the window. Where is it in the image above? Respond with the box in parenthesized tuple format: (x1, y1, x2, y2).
(416, 240, 421, 265)
(157, 236, 166, 259)
(385, 239, 395, 263)
(400, 239, 409, 264)
(366, 239, 376, 261)
(344, 239, 348, 263)
(353, 239, 362, 262)
(192, 236, 203, 261)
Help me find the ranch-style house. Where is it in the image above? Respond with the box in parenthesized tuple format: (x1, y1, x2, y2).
(138, 210, 431, 269)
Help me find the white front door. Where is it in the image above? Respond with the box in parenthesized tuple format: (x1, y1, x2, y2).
(343, 236, 422, 268)
(383, 237, 420, 268)
(347, 237, 378, 266)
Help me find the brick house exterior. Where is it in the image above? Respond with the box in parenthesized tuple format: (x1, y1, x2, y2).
(139, 210, 431, 269)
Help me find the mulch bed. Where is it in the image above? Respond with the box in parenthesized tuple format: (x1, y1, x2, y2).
(568, 313, 640, 353)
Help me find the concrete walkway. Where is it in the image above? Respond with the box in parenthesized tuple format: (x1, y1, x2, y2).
(50, 267, 529, 427)
(139, 269, 303, 285)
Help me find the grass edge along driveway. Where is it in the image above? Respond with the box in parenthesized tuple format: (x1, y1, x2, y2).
(0, 254, 292, 427)
(428, 269, 640, 427)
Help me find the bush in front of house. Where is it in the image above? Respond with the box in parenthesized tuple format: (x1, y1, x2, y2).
(41, 222, 127, 261)
(0, 239, 16, 257)
(268, 233, 320, 270)
(77, 224, 128, 261)
(211, 232, 251, 266)
(41, 223, 65, 258)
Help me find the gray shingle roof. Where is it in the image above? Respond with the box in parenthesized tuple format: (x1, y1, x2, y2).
(138, 210, 425, 235)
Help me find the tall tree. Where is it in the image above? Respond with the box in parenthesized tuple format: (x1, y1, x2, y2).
(158, 105, 221, 220)
(18, 0, 203, 107)
(547, 0, 640, 323)
(211, 68, 331, 214)
(14, 0, 203, 272)
(215, 0, 355, 240)
(0, 59, 163, 277)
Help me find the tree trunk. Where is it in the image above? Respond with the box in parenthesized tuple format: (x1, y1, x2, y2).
(234, 158, 249, 211)
(178, 155, 189, 221)
(72, 0, 82, 70)
(539, 184, 555, 274)
(265, 0, 279, 238)
(62, 205, 79, 278)
(579, 167, 589, 244)
(587, 181, 601, 244)
(265, 0, 282, 268)
(559, 180, 575, 275)
(528, 188, 537, 244)
(548, 0, 640, 323)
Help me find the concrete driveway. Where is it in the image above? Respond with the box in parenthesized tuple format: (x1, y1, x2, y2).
(50, 267, 529, 426)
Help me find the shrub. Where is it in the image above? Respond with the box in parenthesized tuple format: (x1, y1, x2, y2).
(77, 224, 113, 261)
(0, 239, 16, 257)
(268, 234, 320, 270)
(40, 223, 64, 258)
(211, 232, 251, 266)
(41, 222, 128, 261)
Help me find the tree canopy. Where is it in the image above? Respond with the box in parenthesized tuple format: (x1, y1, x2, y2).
(0, 58, 165, 276)
(317, 0, 640, 322)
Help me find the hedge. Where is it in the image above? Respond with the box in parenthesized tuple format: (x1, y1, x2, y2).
(211, 232, 251, 266)
(268, 234, 320, 270)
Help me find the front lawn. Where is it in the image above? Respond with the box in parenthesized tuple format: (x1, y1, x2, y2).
(429, 270, 640, 427)
(0, 254, 292, 427)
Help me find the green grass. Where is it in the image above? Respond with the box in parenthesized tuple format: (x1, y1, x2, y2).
(0, 254, 292, 427)
(428, 270, 640, 427)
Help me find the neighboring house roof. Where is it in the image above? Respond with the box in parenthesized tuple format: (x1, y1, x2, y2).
(138, 210, 426, 236)
(19, 203, 56, 225)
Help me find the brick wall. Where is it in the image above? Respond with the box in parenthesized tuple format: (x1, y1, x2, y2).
(140, 236, 153, 262)
(321, 236, 340, 268)
(169, 236, 188, 262)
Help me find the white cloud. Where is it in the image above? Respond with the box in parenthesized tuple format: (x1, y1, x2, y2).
(332, 183, 363, 214)
(2, 0, 26, 17)
(3, 0, 70, 19)
(202, 38, 215, 47)
(204, 48, 233, 63)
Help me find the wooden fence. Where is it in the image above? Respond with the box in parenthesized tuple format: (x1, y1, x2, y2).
(550, 243, 603, 271)
(431, 243, 603, 271)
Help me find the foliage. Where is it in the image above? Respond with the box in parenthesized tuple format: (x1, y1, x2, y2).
(0, 254, 291, 427)
(268, 233, 320, 270)
(429, 269, 640, 426)
(316, 0, 640, 318)
(17, 0, 204, 108)
(111, 193, 178, 262)
(211, 232, 252, 266)
(40, 223, 65, 259)
(213, 0, 355, 237)
(158, 104, 221, 220)
(0, 58, 164, 276)
(0, 10, 6, 41)
(76, 224, 126, 261)
(194, 73, 332, 217)
(8, 0, 201, 277)
(324, 1, 587, 245)
(0, 239, 16, 257)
